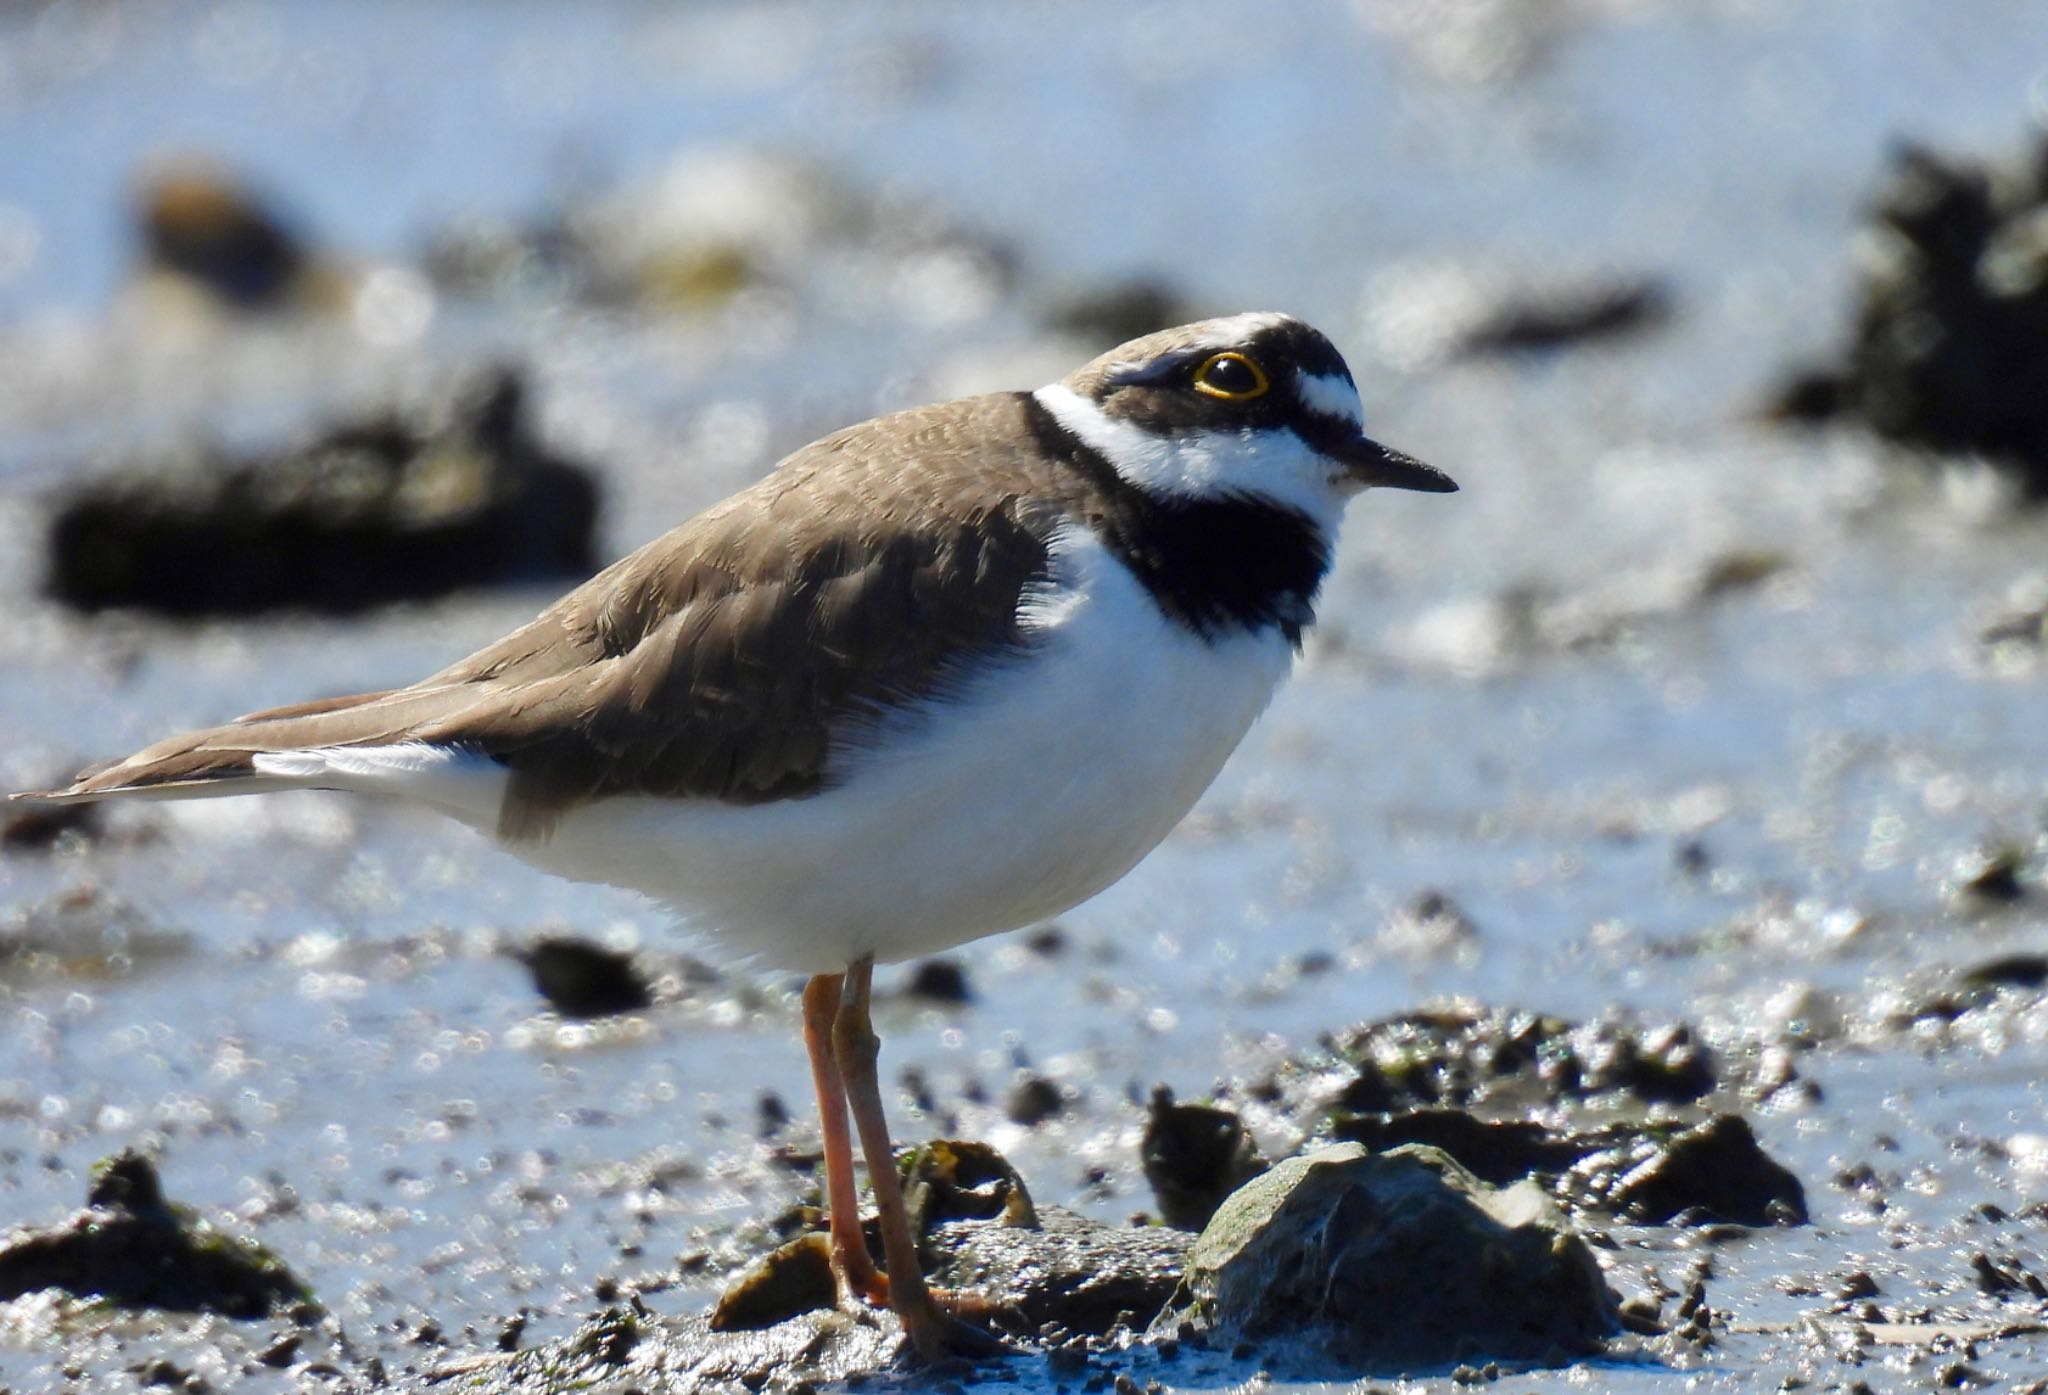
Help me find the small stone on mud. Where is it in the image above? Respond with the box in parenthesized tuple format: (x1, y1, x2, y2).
(515, 935, 653, 1019)
(1140, 1087, 1267, 1231)
(709, 1232, 838, 1332)
(255, 1333, 301, 1367)
(1006, 1074, 1066, 1126)
(133, 163, 318, 314)
(1026, 927, 1070, 957)
(903, 957, 974, 1003)
(1333, 1108, 1584, 1187)
(1155, 1143, 1618, 1372)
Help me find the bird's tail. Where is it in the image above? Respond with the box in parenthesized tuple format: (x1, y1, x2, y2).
(13, 688, 419, 805)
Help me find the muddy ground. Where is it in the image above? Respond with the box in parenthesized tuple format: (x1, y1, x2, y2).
(6, 2, 2048, 1392)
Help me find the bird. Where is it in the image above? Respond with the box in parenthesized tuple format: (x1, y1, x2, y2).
(12, 312, 1454, 1358)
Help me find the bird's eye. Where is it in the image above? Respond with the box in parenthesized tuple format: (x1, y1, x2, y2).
(1191, 352, 1270, 401)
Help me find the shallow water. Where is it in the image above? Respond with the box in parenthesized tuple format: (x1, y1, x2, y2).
(6, 2, 2048, 1391)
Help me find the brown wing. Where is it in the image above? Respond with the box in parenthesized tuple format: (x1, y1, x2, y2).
(19, 393, 1088, 840)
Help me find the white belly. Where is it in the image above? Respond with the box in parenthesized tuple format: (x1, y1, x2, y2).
(517, 527, 1296, 972)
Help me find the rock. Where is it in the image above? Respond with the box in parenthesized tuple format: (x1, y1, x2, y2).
(709, 1233, 838, 1332)
(1560, 1115, 1807, 1226)
(1024, 926, 1068, 957)
(1766, 134, 2048, 493)
(0, 1152, 312, 1317)
(515, 936, 653, 1019)
(1140, 1087, 1267, 1230)
(44, 365, 599, 616)
(1155, 1144, 1619, 1372)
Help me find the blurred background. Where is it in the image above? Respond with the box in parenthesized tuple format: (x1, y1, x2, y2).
(8, 2, 2048, 1391)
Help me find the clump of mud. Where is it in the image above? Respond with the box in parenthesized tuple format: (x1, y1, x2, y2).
(44, 365, 599, 616)
(1323, 1004, 1718, 1113)
(0, 1152, 311, 1317)
(1771, 131, 2048, 493)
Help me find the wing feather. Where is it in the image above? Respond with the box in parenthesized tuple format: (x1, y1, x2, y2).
(14, 394, 1093, 841)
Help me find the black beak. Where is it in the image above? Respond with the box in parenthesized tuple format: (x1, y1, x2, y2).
(1335, 434, 1458, 493)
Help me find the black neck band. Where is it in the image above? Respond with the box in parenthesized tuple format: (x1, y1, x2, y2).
(1020, 393, 1330, 648)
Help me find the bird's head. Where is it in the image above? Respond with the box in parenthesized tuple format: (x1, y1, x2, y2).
(1035, 312, 1455, 528)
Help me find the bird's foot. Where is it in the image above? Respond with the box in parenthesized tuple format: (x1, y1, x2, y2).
(840, 1266, 1009, 1358)
(895, 1289, 1011, 1361)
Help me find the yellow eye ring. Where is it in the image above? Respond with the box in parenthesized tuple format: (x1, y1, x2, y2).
(1191, 351, 1271, 401)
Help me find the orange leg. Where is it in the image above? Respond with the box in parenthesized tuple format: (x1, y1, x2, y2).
(800, 972, 889, 1304)
(832, 956, 1003, 1358)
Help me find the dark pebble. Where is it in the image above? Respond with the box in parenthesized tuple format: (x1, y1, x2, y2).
(255, 1333, 301, 1368)
(1962, 954, 2048, 990)
(1456, 275, 1672, 356)
(904, 957, 973, 1003)
(1025, 927, 1068, 957)
(516, 936, 652, 1019)
(138, 165, 309, 312)
(1005, 1075, 1065, 1126)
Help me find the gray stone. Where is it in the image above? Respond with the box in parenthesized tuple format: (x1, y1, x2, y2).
(1155, 1143, 1619, 1373)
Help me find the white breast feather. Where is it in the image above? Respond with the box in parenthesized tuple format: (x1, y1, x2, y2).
(518, 526, 1292, 970)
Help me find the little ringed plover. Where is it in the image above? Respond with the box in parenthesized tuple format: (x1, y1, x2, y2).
(15, 312, 1455, 1358)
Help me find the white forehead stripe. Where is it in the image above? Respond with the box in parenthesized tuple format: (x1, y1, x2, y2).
(1296, 371, 1365, 430)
